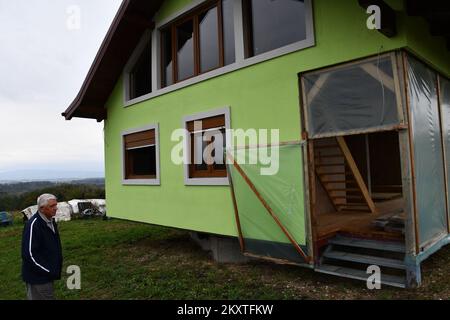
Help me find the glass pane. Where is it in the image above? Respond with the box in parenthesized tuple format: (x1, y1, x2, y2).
(128, 146, 156, 176)
(192, 132, 208, 171)
(177, 19, 195, 81)
(249, 0, 306, 56)
(303, 56, 399, 138)
(407, 57, 447, 247)
(161, 28, 173, 87)
(130, 41, 152, 99)
(199, 6, 220, 73)
(222, 0, 235, 65)
(213, 128, 226, 170)
(440, 76, 450, 232)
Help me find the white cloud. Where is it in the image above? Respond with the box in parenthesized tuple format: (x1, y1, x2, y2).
(0, 0, 122, 175)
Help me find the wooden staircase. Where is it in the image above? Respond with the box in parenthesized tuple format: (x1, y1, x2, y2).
(316, 235, 406, 288)
(314, 137, 376, 213)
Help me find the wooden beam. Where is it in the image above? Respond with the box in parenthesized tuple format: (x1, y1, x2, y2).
(226, 153, 311, 263)
(306, 73, 330, 104)
(336, 136, 377, 213)
(360, 63, 396, 93)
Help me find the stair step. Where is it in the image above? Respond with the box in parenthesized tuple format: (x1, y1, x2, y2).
(328, 188, 360, 192)
(329, 237, 405, 253)
(315, 154, 343, 159)
(323, 251, 406, 270)
(315, 144, 339, 149)
(337, 208, 371, 212)
(317, 172, 346, 176)
(331, 195, 363, 200)
(316, 264, 406, 288)
(322, 180, 351, 184)
(316, 163, 345, 167)
(336, 203, 368, 207)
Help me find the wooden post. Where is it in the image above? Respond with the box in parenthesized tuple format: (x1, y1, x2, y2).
(336, 136, 377, 213)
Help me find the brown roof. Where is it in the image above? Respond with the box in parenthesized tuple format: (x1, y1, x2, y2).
(62, 0, 164, 121)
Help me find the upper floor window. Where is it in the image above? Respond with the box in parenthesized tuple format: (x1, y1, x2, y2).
(243, 0, 308, 57)
(125, 32, 152, 101)
(161, 0, 235, 87)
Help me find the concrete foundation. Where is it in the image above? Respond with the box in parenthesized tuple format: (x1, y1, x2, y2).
(189, 232, 251, 264)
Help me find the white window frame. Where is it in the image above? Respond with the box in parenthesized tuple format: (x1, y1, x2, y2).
(183, 106, 231, 186)
(121, 123, 161, 185)
(124, 0, 315, 107)
(123, 30, 153, 104)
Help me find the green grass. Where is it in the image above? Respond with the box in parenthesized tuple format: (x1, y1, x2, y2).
(1, 213, 450, 300)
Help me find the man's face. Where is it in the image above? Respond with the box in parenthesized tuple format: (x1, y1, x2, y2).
(41, 199, 58, 219)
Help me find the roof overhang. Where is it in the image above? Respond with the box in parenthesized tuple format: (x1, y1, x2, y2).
(62, 0, 164, 121)
(405, 0, 450, 50)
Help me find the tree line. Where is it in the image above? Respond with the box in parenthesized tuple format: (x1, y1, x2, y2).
(0, 183, 105, 212)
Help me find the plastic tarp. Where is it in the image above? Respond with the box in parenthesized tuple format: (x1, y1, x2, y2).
(407, 57, 448, 247)
(303, 56, 400, 138)
(439, 76, 450, 231)
(227, 143, 308, 264)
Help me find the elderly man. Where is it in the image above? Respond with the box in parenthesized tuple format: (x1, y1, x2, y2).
(21, 194, 63, 300)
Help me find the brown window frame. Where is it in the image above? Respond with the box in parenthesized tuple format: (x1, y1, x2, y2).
(161, 0, 226, 87)
(124, 129, 157, 180)
(187, 114, 227, 179)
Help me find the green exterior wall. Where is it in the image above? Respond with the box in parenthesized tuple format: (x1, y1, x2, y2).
(104, 0, 450, 237)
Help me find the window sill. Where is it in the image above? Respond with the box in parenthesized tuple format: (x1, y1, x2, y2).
(122, 179, 161, 186)
(124, 37, 315, 108)
(184, 177, 229, 186)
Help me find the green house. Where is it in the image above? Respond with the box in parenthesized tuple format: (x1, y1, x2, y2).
(63, 0, 450, 288)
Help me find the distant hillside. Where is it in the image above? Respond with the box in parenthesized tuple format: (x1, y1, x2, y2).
(0, 178, 105, 195)
(0, 182, 105, 211)
(0, 169, 104, 182)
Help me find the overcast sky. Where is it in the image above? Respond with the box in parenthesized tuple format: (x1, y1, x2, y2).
(0, 0, 122, 177)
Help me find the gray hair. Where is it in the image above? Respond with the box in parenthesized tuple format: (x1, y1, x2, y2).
(37, 194, 57, 209)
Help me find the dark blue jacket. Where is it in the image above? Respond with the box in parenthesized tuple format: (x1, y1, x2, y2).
(21, 213, 63, 284)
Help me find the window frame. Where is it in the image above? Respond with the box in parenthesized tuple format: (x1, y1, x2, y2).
(124, 0, 314, 108)
(123, 30, 153, 103)
(183, 107, 231, 186)
(160, 0, 227, 87)
(122, 123, 161, 185)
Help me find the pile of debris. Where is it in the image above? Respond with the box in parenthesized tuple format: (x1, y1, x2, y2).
(372, 212, 405, 234)
(21, 199, 106, 222)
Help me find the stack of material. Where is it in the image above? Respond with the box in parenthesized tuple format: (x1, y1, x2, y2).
(372, 212, 405, 234)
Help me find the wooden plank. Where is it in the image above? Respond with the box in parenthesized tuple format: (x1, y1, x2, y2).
(336, 136, 377, 213)
(227, 153, 311, 263)
(360, 63, 395, 93)
(306, 73, 330, 104)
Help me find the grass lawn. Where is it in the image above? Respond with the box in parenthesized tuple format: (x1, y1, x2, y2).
(1, 212, 449, 300)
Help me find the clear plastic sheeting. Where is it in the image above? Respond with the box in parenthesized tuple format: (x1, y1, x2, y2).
(227, 143, 308, 264)
(439, 76, 450, 230)
(407, 57, 448, 247)
(303, 55, 400, 138)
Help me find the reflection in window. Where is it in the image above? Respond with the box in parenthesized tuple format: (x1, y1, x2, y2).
(129, 40, 152, 100)
(222, 0, 235, 65)
(244, 0, 307, 57)
(187, 115, 227, 178)
(160, 0, 235, 87)
(161, 28, 173, 87)
(199, 6, 220, 73)
(177, 19, 195, 81)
